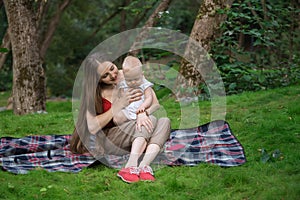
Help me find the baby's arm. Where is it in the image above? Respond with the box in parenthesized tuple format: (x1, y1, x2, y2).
(145, 88, 160, 115)
(137, 87, 153, 113)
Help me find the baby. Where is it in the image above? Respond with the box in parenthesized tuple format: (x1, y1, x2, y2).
(113, 56, 154, 125)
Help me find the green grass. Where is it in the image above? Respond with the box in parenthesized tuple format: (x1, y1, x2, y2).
(0, 85, 299, 200)
(0, 91, 11, 107)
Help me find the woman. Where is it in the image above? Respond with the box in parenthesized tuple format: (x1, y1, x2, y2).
(70, 54, 171, 183)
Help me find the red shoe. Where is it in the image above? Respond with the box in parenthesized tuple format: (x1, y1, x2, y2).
(139, 166, 155, 181)
(117, 167, 140, 183)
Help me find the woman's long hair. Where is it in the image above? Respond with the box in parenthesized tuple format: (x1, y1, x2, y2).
(70, 56, 104, 154)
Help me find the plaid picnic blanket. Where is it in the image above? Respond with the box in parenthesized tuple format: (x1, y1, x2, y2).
(0, 120, 246, 174)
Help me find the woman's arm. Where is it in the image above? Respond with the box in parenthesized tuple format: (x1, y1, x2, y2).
(87, 88, 143, 134)
(86, 109, 114, 134)
(113, 89, 129, 125)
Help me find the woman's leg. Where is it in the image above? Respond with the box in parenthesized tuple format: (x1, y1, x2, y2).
(139, 118, 170, 167)
(139, 117, 171, 167)
(113, 110, 129, 126)
(137, 118, 170, 181)
(125, 116, 157, 167)
(148, 117, 171, 148)
(125, 137, 147, 167)
(117, 136, 147, 183)
(138, 143, 160, 167)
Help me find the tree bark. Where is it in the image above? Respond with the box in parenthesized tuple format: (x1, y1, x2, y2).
(176, 0, 234, 98)
(3, 0, 46, 115)
(35, 0, 48, 28)
(129, 0, 173, 56)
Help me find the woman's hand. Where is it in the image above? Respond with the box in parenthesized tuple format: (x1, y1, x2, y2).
(127, 88, 143, 104)
(136, 112, 153, 133)
(112, 88, 142, 113)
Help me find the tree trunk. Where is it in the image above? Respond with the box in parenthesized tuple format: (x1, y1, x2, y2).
(3, 0, 46, 115)
(129, 0, 173, 56)
(176, 0, 234, 98)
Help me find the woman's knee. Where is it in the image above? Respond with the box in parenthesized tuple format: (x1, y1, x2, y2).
(149, 115, 158, 126)
(158, 117, 171, 128)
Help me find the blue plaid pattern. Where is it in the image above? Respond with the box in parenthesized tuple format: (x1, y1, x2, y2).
(0, 120, 246, 174)
(162, 120, 246, 166)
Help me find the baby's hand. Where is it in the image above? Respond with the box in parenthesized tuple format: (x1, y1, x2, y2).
(136, 107, 145, 114)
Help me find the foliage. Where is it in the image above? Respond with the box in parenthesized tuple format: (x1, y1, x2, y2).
(0, 5, 11, 92)
(156, 0, 202, 33)
(211, 0, 300, 94)
(0, 62, 12, 92)
(0, 85, 299, 199)
(44, 0, 200, 97)
(0, 91, 10, 107)
(0, 0, 299, 97)
(0, 47, 8, 53)
(0, 5, 8, 39)
(44, 1, 113, 97)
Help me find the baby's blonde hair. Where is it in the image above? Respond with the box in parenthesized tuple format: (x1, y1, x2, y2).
(122, 56, 142, 75)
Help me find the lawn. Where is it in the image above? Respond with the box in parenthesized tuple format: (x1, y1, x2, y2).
(0, 85, 299, 200)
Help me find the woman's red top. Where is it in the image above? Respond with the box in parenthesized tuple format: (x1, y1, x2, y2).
(102, 98, 115, 129)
